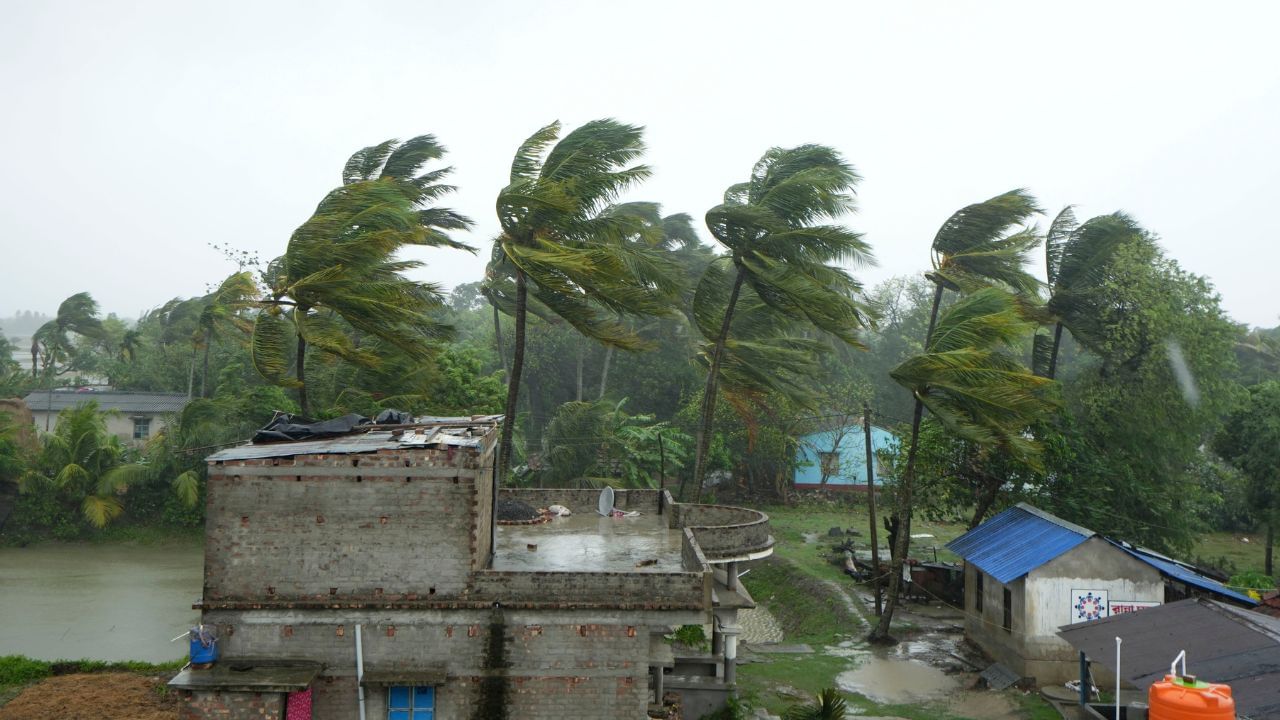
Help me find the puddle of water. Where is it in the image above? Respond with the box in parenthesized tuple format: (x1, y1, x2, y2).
(493, 513, 683, 572)
(836, 656, 960, 704)
(801, 532, 819, 544)
(0, 541, 203, 662)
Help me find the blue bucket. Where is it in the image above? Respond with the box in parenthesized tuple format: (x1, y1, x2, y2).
(189, 627, 218, 664)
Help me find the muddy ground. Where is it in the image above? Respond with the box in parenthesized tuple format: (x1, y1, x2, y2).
(0, 673, 178, 720)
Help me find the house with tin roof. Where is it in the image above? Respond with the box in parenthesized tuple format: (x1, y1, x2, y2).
(946, 503, 1256, 685)
(23, 388, 188, 443)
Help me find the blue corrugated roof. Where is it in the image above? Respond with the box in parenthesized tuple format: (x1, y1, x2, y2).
(945, 503, 1094, 584)
(1110, 541, 1258, 606)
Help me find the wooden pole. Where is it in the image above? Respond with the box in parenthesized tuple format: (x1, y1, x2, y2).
(864, 402, 882, 616)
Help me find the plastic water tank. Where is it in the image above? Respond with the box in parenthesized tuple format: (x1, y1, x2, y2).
(1148, 674, 1234, 720)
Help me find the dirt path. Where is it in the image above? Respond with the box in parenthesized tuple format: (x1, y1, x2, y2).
(0, 673, 177, 720)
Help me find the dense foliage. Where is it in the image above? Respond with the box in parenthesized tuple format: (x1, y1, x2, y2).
(0, 122, 1275, 613)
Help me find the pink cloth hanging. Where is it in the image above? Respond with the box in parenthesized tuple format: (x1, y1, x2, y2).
(285, 687, 313, 720)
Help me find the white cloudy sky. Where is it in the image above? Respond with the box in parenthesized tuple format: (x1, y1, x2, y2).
(2, 0, 1278, 327)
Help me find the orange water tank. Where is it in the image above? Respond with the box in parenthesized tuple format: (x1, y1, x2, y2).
(1149, 674, 1235, 720)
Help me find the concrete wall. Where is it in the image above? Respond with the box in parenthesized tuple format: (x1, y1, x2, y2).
(29, 408, 169, 445)
(964, 538, 1164, 685)
(199, 607, 691, 720)
(204, 449, 491, 602)
(964, 563, 1028, 676)
(794, 424, 895, 488)
(1022, 537, 1162, 683)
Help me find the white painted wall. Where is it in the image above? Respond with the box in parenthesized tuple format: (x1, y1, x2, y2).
(30, 410, 170, 445)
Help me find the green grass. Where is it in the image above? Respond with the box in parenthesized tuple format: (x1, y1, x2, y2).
(0, 654, 185, 706)
(1192, 531, 1271, 579)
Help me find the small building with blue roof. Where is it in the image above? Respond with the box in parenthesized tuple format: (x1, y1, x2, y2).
(946, 503, 1256, 685)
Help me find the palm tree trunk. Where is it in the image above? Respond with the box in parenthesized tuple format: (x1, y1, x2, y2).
(597, 346, 614, 400)
(1047, 321, 1065, 380)
(493, 305, 510, 383)
(870, 279, 945, 643)
(187, 346, 196, 400)
(871, 395, 924, 642)
(690, 269, 746, 499)
(498, 271, 527, 481)
(200, 327, 213, 398)
(575, 345, 584, 402)
(296, 332, 309, 417)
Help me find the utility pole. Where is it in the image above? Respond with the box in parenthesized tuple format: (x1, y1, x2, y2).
(864, 402, 882, 616)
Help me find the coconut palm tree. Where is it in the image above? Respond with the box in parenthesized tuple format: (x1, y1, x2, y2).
(1035, 208, 1147, 378)
(194, 271, 257, 397)
(783, 688, 848, 720)
(869, 288, 1057, 641)
(30, 293, 109, 430)
(689, 144, 874, 497)
(490, 119, 683, 479)
(252, 136, 473, 415)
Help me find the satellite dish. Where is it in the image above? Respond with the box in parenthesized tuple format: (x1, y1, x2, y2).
(597, 486, 615, 516)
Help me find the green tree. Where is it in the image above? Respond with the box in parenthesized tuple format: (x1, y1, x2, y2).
(1215, 381, 1280, 576)
(252, 136, 473, 414)
(30, 293, 108, 385)
(195, 272, 257, 398)
(16, 403, 138, 530)
(1036, 208, 1148, 378)
(871, 288, 1056, 642)
(489, 119, 682, 478)
(690, 145, 874, 496)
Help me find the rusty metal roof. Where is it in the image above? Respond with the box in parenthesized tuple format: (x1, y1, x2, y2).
(207, 416, 500, 461)
(1058, 598, 1280, 719)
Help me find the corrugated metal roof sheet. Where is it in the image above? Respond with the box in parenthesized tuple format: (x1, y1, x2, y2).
(1058, 599, 1280, 719)
(945, 503, 1094, 584)
(208, 417, 499, 461)
(23, 390, 188, 414)
(1111, 540, 1259, 606)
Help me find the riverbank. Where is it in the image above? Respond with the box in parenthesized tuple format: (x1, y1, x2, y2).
(0, 655, 184, 717)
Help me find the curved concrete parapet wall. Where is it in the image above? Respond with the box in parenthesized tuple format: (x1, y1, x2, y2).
(674, 503, 774, 562)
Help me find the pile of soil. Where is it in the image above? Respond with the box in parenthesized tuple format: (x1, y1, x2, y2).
(0, 673, 177, 720)
(495, 498, 541, 522)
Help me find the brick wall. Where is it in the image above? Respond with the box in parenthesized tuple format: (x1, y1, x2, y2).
(178, 689, 284, 720)
(200, 609, 661, 720)
(204, 449, 491, 602)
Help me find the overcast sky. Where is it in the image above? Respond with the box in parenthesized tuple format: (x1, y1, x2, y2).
(2, 1, 1278, 328)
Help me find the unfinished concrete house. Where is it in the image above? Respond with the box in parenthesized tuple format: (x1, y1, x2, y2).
(169, 416, 773, 719)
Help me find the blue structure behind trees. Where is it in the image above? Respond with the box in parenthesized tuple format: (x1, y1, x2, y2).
(794, 423, 896, 490)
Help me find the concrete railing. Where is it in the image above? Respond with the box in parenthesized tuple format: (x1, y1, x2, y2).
(672, 503, 774, 562)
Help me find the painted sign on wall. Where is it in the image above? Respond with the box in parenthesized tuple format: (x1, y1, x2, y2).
(1072, 589, 1109, 621)
(1109, 600, 1159, 615)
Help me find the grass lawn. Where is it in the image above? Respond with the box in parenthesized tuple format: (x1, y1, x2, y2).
(735, 500, 1066, 719)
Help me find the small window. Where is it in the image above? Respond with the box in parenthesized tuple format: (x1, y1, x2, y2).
(818, 452, 840, 476)
(388, 686, 434, 720)
(975, 572, 984, 613)
(1002, 587, 1013, 632)
(132, 417, 151, 439)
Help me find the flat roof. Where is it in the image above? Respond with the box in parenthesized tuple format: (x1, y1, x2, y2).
(492, 511, 684, 573)
(168, 659, 321, 692)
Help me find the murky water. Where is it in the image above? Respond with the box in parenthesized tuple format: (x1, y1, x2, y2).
(835, 656, 959, 704)
(0, 541, 203, 662)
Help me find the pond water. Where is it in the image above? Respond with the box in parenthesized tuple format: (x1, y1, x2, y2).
(0, 541, 203, 662)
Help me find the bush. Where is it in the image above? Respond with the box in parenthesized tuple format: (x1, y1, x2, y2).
(0, 655, 51, 686)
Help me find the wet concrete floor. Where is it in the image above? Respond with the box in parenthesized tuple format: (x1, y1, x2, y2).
(492, 512, 683, 572)
(0, 541, 203, 662)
